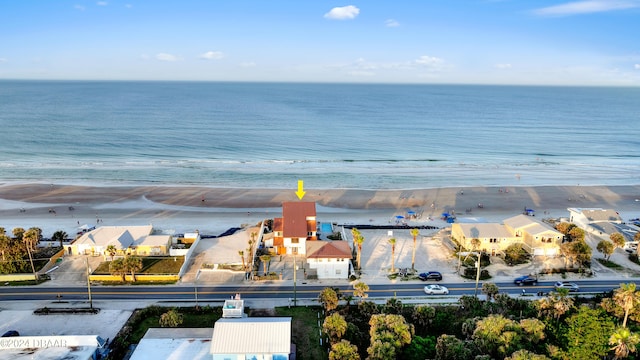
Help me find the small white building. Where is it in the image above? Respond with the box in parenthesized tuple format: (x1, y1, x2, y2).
(568, 208, 623, 229)
(210, 317, 292, 360)
(305, 241, 352, 279)
(0, 335, 106, 360)
(129, 328, 213, 360)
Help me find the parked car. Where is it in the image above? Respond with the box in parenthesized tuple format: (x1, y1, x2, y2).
(514, 275, 538, 286)
(554, 281, 579, 292)
(418, 271, 443, 281)
(424, 284, 449, 295)
(2, 330, 19, 337)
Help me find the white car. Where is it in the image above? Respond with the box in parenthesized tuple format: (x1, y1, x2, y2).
(554, 281, 579, 292)
(424, 284, 449, 295)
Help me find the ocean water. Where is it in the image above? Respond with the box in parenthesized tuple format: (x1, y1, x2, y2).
(1, 80, 639, 189)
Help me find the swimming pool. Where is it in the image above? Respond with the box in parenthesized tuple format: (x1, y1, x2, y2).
(320, 223, 333, 233)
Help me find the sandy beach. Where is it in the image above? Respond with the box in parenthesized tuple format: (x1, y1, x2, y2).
(0, 183, 639, 238)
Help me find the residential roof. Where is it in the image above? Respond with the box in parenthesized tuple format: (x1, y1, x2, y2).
(454, 223, 513, 239)
(74, 225, 153, 248)
(210, 317, 291, 354)
(503, 214, 562, 237)
(282, 202, 316, 238)
(306, 241, 352, 258)
(273, 217, 283, 232)
(133, 234, 171, 247)
(129, 328, 212, 360)
(0, 335, 102, 360)
(589, 222, 639, 242)
(569, 208, 623, 223)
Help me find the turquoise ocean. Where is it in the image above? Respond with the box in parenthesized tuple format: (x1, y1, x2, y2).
(1, 81, 639, 189)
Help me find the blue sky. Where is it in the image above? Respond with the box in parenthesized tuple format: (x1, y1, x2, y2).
(1, 1, 639, 85)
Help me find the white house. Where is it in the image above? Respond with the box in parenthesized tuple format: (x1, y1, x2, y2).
(210, 317, 292, 360)
(305, 240, 352, 279)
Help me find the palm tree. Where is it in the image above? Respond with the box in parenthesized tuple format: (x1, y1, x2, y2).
(0, 234, 10, 262)
(353, 281, 369, 302)
(52, 230, 68, 249)
(537, 288, 574, 320)
(109, 258, 127, 281)
(123, 256, 143, 282)
(609, 327, 640, 359)
(238, 250, 246, 271)
(410, 228, 419, 270)
(12, 227, 25, 241)
(259, 254, 271, 275)
(388, 238, 397, 273)
(105, 245, 117, 261)
(613, 283, 640, 328)
(22, 228, 39, 252)
(351, 228, 364, 270)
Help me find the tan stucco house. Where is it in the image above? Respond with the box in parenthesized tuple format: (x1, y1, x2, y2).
(70, 225, 171, 257)
(451, 214, 563, 256)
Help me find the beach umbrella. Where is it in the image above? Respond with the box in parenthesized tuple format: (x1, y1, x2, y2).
(407, 210, 416, 215)
(395, 215, 405, 219)
(442, 212, 450, 217)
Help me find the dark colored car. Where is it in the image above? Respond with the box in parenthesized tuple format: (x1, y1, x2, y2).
(514, 275, 538, 286)
(2, 330, 19, 337)
(418, 271, 443, 281)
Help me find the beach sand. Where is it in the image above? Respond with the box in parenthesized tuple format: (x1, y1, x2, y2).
(1, 183, 639, 238)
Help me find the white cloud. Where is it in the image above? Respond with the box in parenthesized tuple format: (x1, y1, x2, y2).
(495, 63, 512, 69)
(324, 5, 360, 20)
(415, 55, 444, 68)
(74, 4, 85, 11)
(199, 51, 224, 60)
(239, 62, 257, 67)
(635, 64, 640, 70)
(533, 0, 640, 16)
(385, 19, 400, 27)
(155, 53, 180, 62)
(96, 1, 108, 6)
(125, 4, 133, 8)
(0, 58, 7, 63)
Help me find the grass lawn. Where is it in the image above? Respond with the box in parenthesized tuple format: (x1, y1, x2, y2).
(596, 258, 623, 269)
(109, 305, 326, 360)
(276, 306, 326, 360)
(93, 257, 184, 274)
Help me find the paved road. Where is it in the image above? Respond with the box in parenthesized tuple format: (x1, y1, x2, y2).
(1, 279, 636, 304)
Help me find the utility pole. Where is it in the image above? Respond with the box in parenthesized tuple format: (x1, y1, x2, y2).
(474, 254, 481, 297)
(293, 254, 297, 307)
(195, 270, 201, 310)
(86, 257, 93, 309)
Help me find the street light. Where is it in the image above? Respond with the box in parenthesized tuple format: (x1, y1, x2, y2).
(86, 257, 93, 309)
(293, 254, 297, 307)
(195, 270, 201, 310)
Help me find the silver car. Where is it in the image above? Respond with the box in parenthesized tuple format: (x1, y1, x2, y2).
(424, 284, 449, 295)
(554, 281, 579, 292)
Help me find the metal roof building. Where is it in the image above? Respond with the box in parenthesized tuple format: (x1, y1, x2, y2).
(210, 317, 292, 360)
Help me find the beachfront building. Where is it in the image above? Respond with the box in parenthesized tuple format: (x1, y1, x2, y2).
(129, 299, 293, 360)
(69, 225, 171, 257)
(503, 215, 563, 256)
(568, 208, 623, 228)
(272, 201, 317, 255)
(305, 240, 352, 279)
(568, 207, 637, 244)
(451, 223, 517, 256)
(451, 214, 563, 257)
(0, 335, 108, 359)
(210, 317, 292, 360)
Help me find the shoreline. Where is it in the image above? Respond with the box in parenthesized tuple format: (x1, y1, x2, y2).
(1, 183, 639, 237)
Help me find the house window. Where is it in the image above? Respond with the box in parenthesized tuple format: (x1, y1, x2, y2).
(336, 269, 342, 275)
(308, 231, 313, 237)
(489, 238, 498, 243)
(291, 238, 299, 244)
